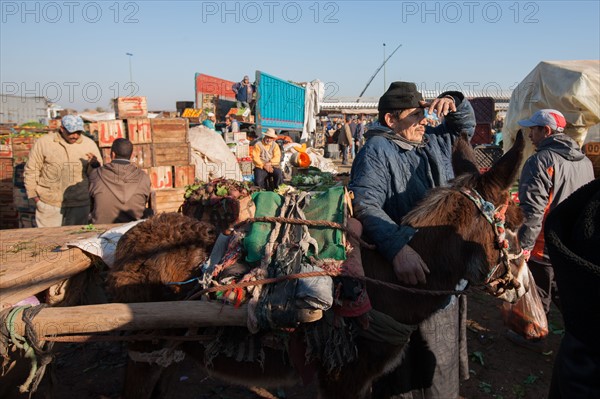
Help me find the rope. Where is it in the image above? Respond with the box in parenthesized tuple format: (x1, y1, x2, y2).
(36, 333, 216, 343)
(234, 216, 376, 250)
(187, 269, 466, 301)
(3, 305, 53, 394)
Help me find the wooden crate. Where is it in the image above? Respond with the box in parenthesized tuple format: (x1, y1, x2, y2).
(1, 158, 14, 184)
(126, 118, 152, 144)
(152, 143, 191, 167)
(0, 136, 13, 158)
(97, 120, 126, 148)
(11, 136, 37, 155)
(101, 143, 153, 168)
(173, 165, 195, 188)
(148, 166, 173, 190)
(151, 187, 186, 213)
(150, 118, 189, 144)
(583, 141, 600, 178)
(114, 97, 148, 119)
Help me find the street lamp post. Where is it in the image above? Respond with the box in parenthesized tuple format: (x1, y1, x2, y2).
(383, 43, 386, 91)
(126, 52, 133, 96)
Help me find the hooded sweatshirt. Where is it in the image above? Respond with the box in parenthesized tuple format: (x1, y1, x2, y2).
(88, 159, 151, 224)
(518, 133, 594, 263)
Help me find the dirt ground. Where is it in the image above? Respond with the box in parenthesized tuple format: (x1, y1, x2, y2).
(27, 289, 562, 399)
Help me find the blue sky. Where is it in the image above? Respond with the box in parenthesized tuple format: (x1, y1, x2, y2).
(1, 1, 599, 111)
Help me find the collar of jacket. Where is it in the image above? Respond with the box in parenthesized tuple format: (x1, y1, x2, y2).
(53, 131, 83, 144)
(364, 123, 428, 150)
(111, 158, 131, 164)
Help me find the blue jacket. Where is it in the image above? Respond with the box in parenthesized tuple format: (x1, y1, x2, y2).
(349, 92, 475, 262)
(232, 81, 255, 103)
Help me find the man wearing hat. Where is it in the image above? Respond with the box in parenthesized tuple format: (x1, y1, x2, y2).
(349, 82, 476, 397)
(516, 109, 594, 316)
(24, 115, 102, 227)
(251, 128, 282, 189)
(202, 112, 216, 130)
(232, 75, 255, 109)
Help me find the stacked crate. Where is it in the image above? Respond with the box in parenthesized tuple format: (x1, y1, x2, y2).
(0, 127, 18, 229)
(0, 127, 42, 229)
(111, 97, 195, 214)
(224, 131, 253, 182)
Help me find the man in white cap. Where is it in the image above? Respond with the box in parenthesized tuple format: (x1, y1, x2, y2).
(24, 114, 102, 227)
(516, 109, 594, 316)
(202, 112, 216, 130)
(251, 128, 282, 189)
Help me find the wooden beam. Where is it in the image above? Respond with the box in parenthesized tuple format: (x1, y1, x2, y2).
(0, 224, 120, 309)
(11, 301, 248, 338)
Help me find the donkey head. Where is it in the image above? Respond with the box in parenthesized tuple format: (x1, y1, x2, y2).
(452, 130, 529, 302)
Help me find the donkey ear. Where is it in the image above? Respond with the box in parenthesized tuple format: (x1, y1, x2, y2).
(483, 130, 525, 190)
(452, 132, 480, 177)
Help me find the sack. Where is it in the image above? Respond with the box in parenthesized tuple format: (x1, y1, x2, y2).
(501, 268, 549, 340)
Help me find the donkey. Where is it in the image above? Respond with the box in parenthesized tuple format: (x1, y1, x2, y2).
(108, 131, 529, 399)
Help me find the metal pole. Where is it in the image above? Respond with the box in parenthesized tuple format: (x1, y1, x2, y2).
(383, 43, 386, 91)
(126, 53, 133, 96)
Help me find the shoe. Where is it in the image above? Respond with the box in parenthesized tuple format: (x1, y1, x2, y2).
(504, 329, 548, 354)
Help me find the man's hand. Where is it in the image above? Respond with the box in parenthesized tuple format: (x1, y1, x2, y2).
(392, 245, 430, 285)
(87, 153, 100, 168)
(32, 196, 40, 203)
(263, 162, 274, 173)
(420, 96, 456, 117)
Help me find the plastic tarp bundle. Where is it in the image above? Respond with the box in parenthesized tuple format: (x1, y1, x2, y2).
(244, 187, 347, 264)
(282, 142, 338, 174)
(188, 126, 243, 182)
(504, 60, 600, 160)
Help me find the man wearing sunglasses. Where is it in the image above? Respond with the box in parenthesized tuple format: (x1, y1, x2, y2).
(24, 114, 102, 227)
(349, 81, 476, 398)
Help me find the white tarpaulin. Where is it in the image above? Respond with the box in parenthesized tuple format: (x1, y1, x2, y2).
(188, 126, 243, 182)
(504, 60, 600, 159)
(302, 80, 324, 141)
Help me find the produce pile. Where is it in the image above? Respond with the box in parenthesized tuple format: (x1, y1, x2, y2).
(181, 179, 258, 232)
(289, 168, 336, 190)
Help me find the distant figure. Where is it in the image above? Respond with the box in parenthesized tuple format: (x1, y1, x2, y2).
(354, 116, 365, 154)
(337, 119, 353, 165)
(24, 115, 102, 227)
(224, 114, 240, 133)
(232, 75, 255, 109)
(252, 128, 282, 189)
(202, 112, 216, 130)
(517, 109, 594, 315)
(89, 138, 152, 224)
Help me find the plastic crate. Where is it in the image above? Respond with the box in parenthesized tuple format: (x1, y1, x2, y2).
(236, 143, 250, 158)
(224, 132, 234, 143)
(239, 160, 253, 175)
(474, 145, 503, 170)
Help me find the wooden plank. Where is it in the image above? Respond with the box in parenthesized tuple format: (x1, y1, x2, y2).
(0, 224, 120, 309)
(154, 187, 186, 203)
(152, 143, 191, 166)
(97, 120, 126, 148)
(113, 96, 148, 119)
(150, 118, 189, 144)
(173, 165, 195, 188)
(148, 166, 173, 190)
(126, 118, 152, 144)
(12, 301, 248, 337)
